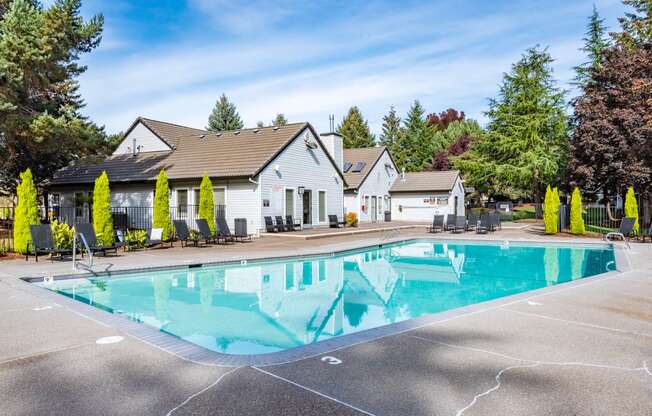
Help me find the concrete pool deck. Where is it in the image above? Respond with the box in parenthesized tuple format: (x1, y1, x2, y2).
(1, 224, 651, 415)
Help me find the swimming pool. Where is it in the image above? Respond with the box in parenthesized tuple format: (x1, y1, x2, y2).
(40, 240, 616, 355)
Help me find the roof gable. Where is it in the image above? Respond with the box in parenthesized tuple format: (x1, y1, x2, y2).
(342, 147, 395, 190)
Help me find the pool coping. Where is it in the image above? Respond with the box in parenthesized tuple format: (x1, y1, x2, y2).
(19, 237, 630, 367)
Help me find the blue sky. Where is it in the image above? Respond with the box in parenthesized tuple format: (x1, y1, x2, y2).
(63, 0, 626, 135)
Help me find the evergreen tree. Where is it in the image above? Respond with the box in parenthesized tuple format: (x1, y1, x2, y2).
(624, 186, 640, 234)
(256, 121, 264, 128)
(13, 168, 39, 254)
(401, 100, 435, 172)
(206, 94, 244, 131)
(575, 5, 611, 85)
(569, 187, 585, 235)
(153, 170, 173, 241)
(92, 171, 114, 246)
(544, 185, 558, 234)
(0, 0, 108, 193)
(455, 47, 568, 203)
(337, 106, 375, 148)
(614, 0, 652, 48)
(379, 106, 401, 149)
(272, 113, 288, 126)
(198, 174, 215, 234)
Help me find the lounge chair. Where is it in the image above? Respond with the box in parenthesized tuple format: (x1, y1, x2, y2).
(466, 213, 479, 231)
(173, 220, 202, 247)
(264, 216, 280, 233)
(476, 215, 490, 234)
(451, 216, 467, 233)
(285, 215, 301, 231)
(217, 217, 237, 242)
(428, 215, 444, 233)
(26, 224, 71, 262)
(490, 212, 501, 231)
(605, 217, 636, 243)
(444, 215, 456, 231)
(275, 216, 288, 232)
(640, 223, 652, 243)
(145, 228, 169, 248)
(74, 223, 121, 256)
(329, 215, 344, 228)
(234, 218, 254, 241)
(195, 219, 218, 243)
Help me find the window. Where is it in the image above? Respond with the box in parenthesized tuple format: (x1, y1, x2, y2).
(214, 188, 226, 206)
(193, 189, 200, 215)
(364, 195, 370, 213)
(343, 162, 352, 173)
(285, 189, 294, 217)
(177, 189, 188, 216)
(318, 191, 326, 222)
(51, 193, 60, 206)
(74, 192, 84, 218)
(351, 161, 366, 172)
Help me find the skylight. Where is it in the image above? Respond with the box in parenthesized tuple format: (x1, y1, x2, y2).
(343, 162, 352, 173)
(351, 161, 366, 172)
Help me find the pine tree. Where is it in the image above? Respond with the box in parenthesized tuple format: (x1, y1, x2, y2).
(569, 187, 585, 235)
(206, 94, 244, 131)
(455, 47, 568, 203)
(272, 113, 288, 126)
(624, 186, 640, 234)
(92, 171, 114, 246)
(379, 106, 401, 149)
(256, 121, 264, 128)
(153, 170, 173, 241)
(13, 168, 40, 254)
(337, 106, 375, 148)
(544, 185, 558, 234)
(198, 174, 215, 234)
(402, 100, 435, 172)
(614, 0, 652, 48)
(575, 5, 611, 85)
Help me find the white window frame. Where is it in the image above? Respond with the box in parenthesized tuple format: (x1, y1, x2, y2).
(317, 189, 327, 224)
(213, 186, 227, 218)
(283, 187, 296, 218)
(176, 188, 189, 217)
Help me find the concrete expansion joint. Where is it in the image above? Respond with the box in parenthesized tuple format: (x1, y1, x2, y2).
(165, 366, 242, 416)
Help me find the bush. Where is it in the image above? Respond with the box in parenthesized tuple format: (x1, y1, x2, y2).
(624, 187, 639, 235)
(543, 185, 558, 234)
(51, 220, 74, 249)
(93, 171, 114, 246)
(153, 170, 173, 240)
(125, 229, 147, 249)
(198, 174, 216, 234)
(569, 187, 585, 235)
(346, 212, 358, 227)
(14, 169, 40, 254)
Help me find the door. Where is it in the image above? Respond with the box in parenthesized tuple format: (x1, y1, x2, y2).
(302, 190, 312, 226)
(454, 196, 458, 216)
(371, 196, 377, 222)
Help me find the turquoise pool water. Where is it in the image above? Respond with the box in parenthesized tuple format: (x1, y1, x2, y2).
(41, 240, 615, 355)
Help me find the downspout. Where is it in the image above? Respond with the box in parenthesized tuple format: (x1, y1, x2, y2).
(249, 177, 261, 236)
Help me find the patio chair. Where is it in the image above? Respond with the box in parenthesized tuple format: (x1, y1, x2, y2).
(26, 224, 71, 262)
(145, 228, 170, 248)
(428, 215, 444, 233)
(217, 217, 237, 243)
(466, 213, 479, 231)
(451, 216, 467, 233)
(173, 220, 202, 247)
(74, 223, 121, 256)
(490, 212, 501, 231)
(444, 215, 456, 231)
(275, 216, 288, 232)
(234, 218, 254, 241)
(329, 215, 344, 228)
(640, 223, 652, 243)
(476, 215, 490, 234)
(285, 215, 301, 231)
(264, 216, 279, 233)
(195, 219, 218, 243)
(605, 217, 636, 243)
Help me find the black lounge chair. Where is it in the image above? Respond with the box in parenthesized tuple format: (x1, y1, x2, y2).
(173, 220, 202, 247)
(234, 218, 254, 241)
(145, 228, 170, 248)
(490, 212, 501, 231)
(217, 217, 237, 242)
(27, 224, 71, 262)
(329, 215, 344, 228)
(195, 219, 218, 243)
(466, 213, 479, 231)
(451, 216, 467, 233)
(605, 217, 636, 242)
(476, 215, 491, 234)
(428, 215, 444, 233)
(640, 223, 652, 243)
(74, 223, 121, 256)
(275, 216, 288, 232)
(444, 215, 456, 231)
(285, 215, 301, 231)
(264, 216, 280, 233)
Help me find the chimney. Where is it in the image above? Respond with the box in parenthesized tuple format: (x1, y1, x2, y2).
(320, 132, 343, 173)
(132, 138, 137, 157)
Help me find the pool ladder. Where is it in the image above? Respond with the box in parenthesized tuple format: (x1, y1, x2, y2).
(72, 230, 94, 270)
(381, 225, 401, 241)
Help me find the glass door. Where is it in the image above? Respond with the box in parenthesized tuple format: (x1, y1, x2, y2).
(302, 190, 312, 226)
(371, 196, 377, 222)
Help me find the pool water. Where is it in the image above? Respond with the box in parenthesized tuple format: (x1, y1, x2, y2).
(41, 240, 616, 355)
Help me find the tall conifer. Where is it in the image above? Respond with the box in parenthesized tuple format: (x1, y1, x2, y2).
(337, 107, 375, 148)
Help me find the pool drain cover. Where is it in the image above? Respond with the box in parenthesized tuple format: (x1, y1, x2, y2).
(96, 336, 124, 345)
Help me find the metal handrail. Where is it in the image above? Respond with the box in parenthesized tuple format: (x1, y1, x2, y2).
(72, 230, 93, 270)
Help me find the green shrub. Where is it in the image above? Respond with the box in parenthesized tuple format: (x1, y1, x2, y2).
(198, 174, 215, 234)
(93, 171, 114, 246)
(153, 170, 173, 240)
(624, 187, 639, 235)
(51, 220, 74, 249)
(569, 187, 585, 235)
(543, 185, 558, 234)
(13, 169, 40, 254)
(125, 229, 147, 249)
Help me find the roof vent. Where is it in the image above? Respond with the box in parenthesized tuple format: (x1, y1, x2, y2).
(351, 161, 366, 172)
(273, 126, 280, 131)
(215, 133, 223, 137)
(234, 131, 240, 135)
(253, 128, 260, 134)
(199, 134, 206, 139)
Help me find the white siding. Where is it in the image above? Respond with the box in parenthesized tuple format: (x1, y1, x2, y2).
(113, 122, 171, 155)
(343, 192, 359, 220)
(356, 150, 398, 222)
(390, 176, 465, 222)
(259, 127, 344, 228)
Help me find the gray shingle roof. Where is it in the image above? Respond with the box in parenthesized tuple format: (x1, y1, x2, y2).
(389, 171, 460, 193)
(342, 146, 388, 190)
(49, 118, 344, 186)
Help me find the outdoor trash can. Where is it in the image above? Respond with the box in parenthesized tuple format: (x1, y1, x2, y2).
(384, 211, 391, 222)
